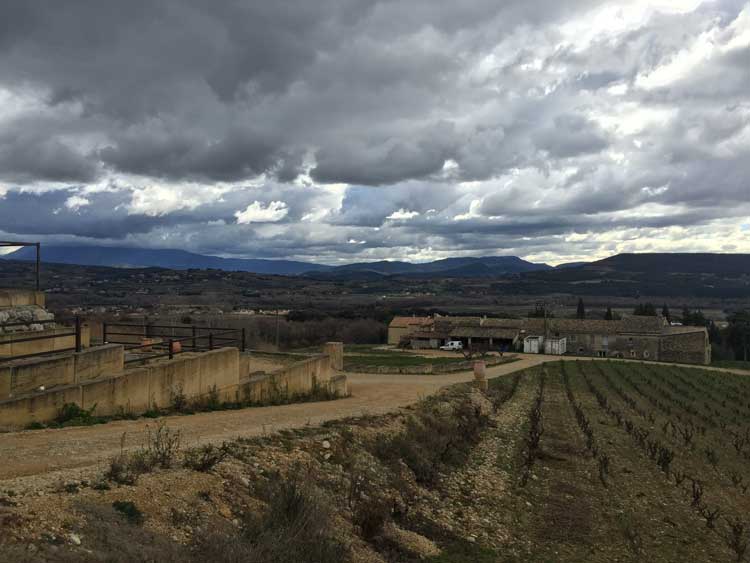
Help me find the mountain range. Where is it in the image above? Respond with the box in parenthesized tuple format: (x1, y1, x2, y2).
(2, 245, 552, 277)
(3, 245, 749, 279)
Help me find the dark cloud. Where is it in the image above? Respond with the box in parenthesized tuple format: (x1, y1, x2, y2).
(0, 1, 748, 263)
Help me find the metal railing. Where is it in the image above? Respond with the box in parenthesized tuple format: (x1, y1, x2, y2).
(102, 322, 245, 365)
(0, 316, 83, 362)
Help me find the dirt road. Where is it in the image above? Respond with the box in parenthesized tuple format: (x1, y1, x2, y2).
(1, 354, 746, 488)
(0, 355, 546, 486)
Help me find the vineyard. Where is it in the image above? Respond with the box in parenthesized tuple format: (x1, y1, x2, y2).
(499, 360, 750, 562)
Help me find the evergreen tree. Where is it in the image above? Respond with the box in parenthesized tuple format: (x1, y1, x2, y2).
(576, 298, 586, 319)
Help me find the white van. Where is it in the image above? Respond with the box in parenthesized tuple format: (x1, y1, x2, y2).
(440, 340, 464, 351)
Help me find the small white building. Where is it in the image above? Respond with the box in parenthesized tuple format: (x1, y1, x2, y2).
(523, 335, 544, 354)
(544, 337, 567, 355)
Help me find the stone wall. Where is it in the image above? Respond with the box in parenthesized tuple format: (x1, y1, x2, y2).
(660, 331, 710, 365)
(347, 354, 512, 375)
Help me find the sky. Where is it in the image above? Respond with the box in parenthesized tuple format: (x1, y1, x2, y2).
(0, 0, 749, 266)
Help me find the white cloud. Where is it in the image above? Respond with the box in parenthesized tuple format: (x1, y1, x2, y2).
(235, 200, 289, 224)
(64, 195, 90, 211)
(386, 208, 420, 220)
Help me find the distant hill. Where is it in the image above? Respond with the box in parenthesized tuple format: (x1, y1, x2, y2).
(3, 245, 330, 275)
(513, 252, 750, 298)
(590, 253, 750, 275)
(320, 256, 551, 278)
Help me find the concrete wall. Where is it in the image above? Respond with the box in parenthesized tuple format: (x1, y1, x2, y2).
(0, 344, 347, 429)
(0, 344, 124, 400)
(0, 290, 45, 308)
(0, 347, 239, 428)
(237, 353, 336, 403)
(0, 325, 91, 358)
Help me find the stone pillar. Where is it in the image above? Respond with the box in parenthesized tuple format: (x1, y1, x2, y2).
(474, 360, 488, 392)
(324, 342, 344, 370)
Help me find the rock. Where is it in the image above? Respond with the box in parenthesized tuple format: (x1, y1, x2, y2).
(239, 477, 250, 487)
(27, 544, 37, 553)
(321, 440, 331, 449)
(323, 453, 332, 461)
(69, 533, 81, 546)
(467, 536, 477, 543)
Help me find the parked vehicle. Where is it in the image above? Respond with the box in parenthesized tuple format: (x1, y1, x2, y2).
(439, 340, 464, 351)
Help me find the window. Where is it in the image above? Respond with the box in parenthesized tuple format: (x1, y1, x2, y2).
(630, 350, 637, 358)
(628, 337, 633, 344)
(578, 347, 584, 354)
(643, 350, 650, 359)
(598, 350, 607, 357)
(570, 334, 577, 343)
(602, 335, 609, 347)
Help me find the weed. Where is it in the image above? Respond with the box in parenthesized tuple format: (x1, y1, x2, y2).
(144, 421, 182, 468)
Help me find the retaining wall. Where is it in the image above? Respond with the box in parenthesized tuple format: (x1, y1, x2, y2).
(238, 353, 337, 403)
(0, 342, 346, 429)
(0, 347, 239, 429)
(0, 344, 123, 400)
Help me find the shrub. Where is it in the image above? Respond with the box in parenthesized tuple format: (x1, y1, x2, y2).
(105, 423, 181, 485)
(112, 500, 144, 525)
(239, 471, 350, 563)
(183, 442, 231, 472)
(145, 421, 182, 469)
(374, 392, 489, 485)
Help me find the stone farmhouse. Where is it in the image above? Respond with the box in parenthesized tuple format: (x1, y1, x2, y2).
(392, 314, 711, 365)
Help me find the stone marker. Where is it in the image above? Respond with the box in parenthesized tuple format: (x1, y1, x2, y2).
(474, 360, 488, 392)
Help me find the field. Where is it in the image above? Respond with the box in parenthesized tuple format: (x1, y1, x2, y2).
(5, 359, 750, 562)
(496, 360, 750, 562)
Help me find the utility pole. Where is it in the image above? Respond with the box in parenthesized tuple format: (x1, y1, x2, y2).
(275, 308, 280, 350)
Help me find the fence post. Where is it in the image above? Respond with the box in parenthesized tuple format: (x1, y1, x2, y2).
(75, 316, 82, 352)
(209, 333, 214, 350)
(102, 322, 108, 344)
(168, 339, 174, 360)
(241, 328, 246, 352)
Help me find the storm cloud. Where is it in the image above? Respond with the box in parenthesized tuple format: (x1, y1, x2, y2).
(0, 0, 749, 264)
